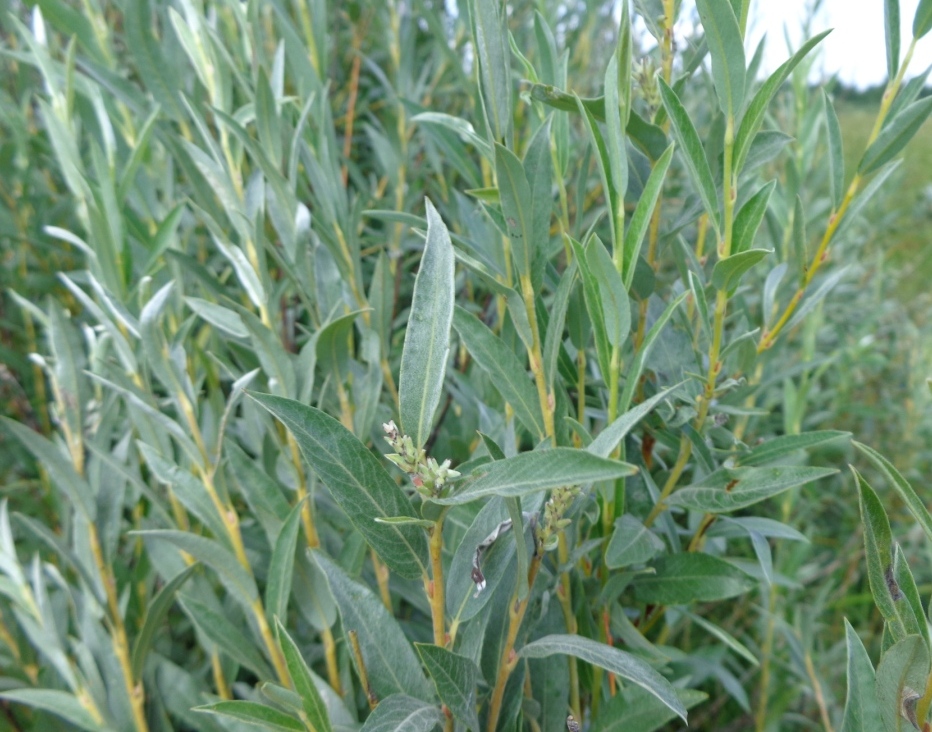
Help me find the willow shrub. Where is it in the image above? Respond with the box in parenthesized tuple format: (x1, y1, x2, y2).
(1, 0, 931, 730)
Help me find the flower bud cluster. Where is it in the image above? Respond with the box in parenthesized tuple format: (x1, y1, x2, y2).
(535, 485, 580, 553)
(382, 420, 459, 498)
(633, 57, 661, 116)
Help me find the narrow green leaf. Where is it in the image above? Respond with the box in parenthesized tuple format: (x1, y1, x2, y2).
(821, 92, 844, 210)
(411, 113, 492, 160)
(893, 544, 929, 647)
(185, 297, 248, 338)
(0, 689, 103, 732)
(684, 611, 759, 667)
(519, 635, 687, 722)
(875, 635, 929, 732)
(505, 497, 530, 600)
(732, 180, 775, 255)
(605, 515, 665, 568)
(195, 701, 304, 731)
(852, 467, 902, 636)
(840, 620, 883, 732)
(914, 0, 932, 39)
(265, 499, 307, 625)
(138, 531, 258, 608)
(132, 564, 198, 678)
(587, 236, 630, 348)
(632, 554, 754, 604)
(592, 687, 707, 732)
(658, 80, 721, 232)
(855, 441, 932, 546)
(249, 393, 428, 579)
(617, 292, 688, 414)
(399, 198, 455, 449)
(315, 553, 433, 702)
(436, 448, 637, 505)
(181, 596, 274, 679)
(735, 31, 831, 171)
(136, 443, 229, 544)
(415, 644, 481, 731)
(570, 236, 612, 381)
(496, 143, 534, 278)
(276, 620, 332, 732)
(588, 384, 682, 459)
(668, 466, 836, 513)
(452, 307, 545, 440)
(603, 54, 628, 247)
(711, 249, 772, 293)
(623, 144, 674, 289)
(543, 262, 577, 391)
(576, 96, 621, 247)
(860, 96, 932, 174)
(740, 431, 850, 466)
(695, 0, 746, 117)
(525, 117, 554, 280)
(885, 0, 902, 85)
(1, 418, 95, 520)
(471, 0, 512, 143)
(374, 517, 435, 528)
(359, 695, 442, 732)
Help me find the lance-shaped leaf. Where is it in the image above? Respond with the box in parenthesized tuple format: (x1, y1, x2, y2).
(632, 554, 754, 604)
(435, 448, 637, 505)
(0, 690, 103, 732)
(659, 80, 720, 232)
(588, 384, 682, 459)
(734, 31, 831, 172)
(839, 619, 883, 732)
(132, 564, 197, 678)
(587, 236, 630, 349)
(195, 701, 304, 731)
(250, 393, 428, 578)
(696, 0, 746, 118)
(496, 143, 534, 278)
(860, 96, 932, 174)
(623, 144, 674, 289)
(915, 0, 932, 39)
(852, 467, 903, 638)
(265, 499, 307, 624)
(399, 199, 455, 449)
(712, 249, 772, 293)
(519, 635, 686, 722)
(854, 441, 932, 545)
(823, 92, 845, 209)
(740, 430, 850, 466)
(592, 687, 707, 732)
(666, 465, 837, 513)
(886, 0, 901, 78)
(605, 515, 665, 568)
(359, 695, 442, 732)
(415, 644, 481, 731)
(732, 180, 775, 255)
(315, 553, 433, 702)
(276, 620, 332, 732)
(453, 307, 545, 440)
(1, 418, 95, 520)
(471, 0, 512, 143)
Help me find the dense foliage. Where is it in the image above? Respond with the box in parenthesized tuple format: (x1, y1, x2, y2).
(2, 1, 932, 731)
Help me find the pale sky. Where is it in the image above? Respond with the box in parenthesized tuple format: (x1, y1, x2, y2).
(747, 0, 932, 88)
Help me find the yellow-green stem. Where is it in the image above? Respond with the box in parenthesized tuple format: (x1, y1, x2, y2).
(760, 38, 916, 352)
(486, 555, 543, 732)
(349, 630, 378, 710)
(557, 533, 581, 720)
(427, 514, 447, 648)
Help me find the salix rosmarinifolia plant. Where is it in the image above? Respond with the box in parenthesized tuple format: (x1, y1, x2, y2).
(2, 0, 932, 730)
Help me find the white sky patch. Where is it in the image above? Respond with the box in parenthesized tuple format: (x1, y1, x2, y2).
(747, 0, 932, 88)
